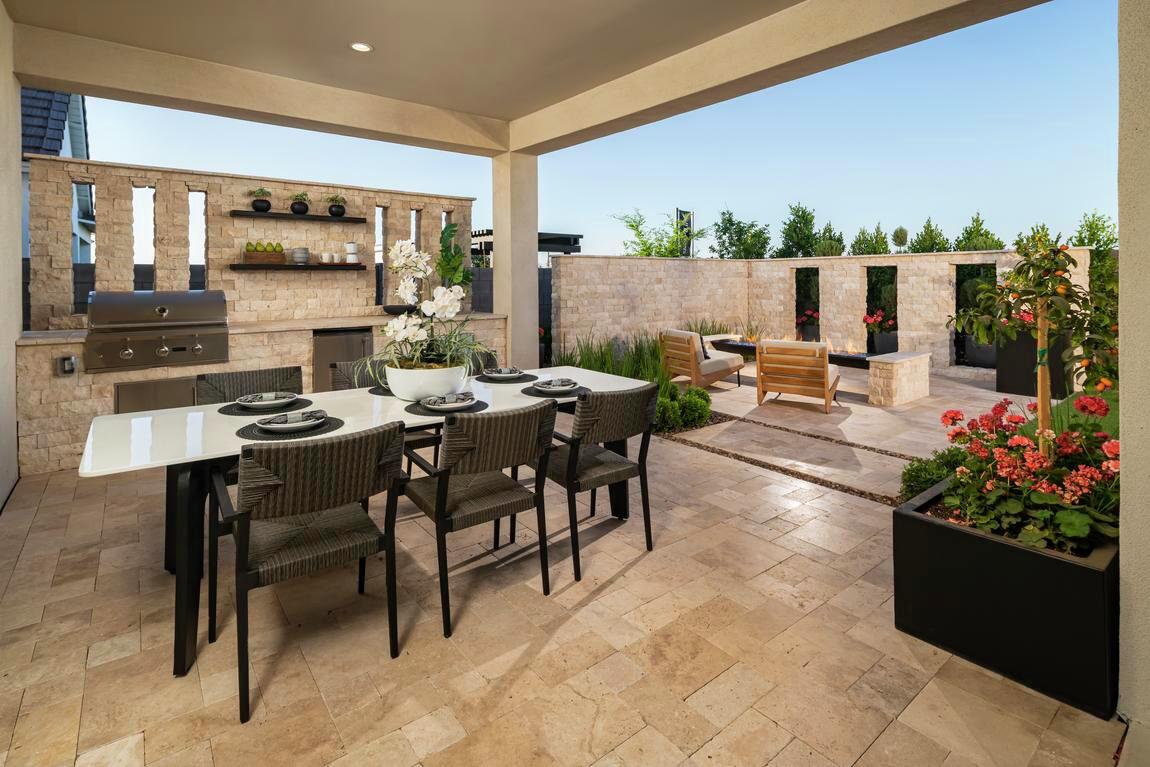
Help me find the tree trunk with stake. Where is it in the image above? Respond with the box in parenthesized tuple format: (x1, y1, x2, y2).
(1036, 297, 1053, 457)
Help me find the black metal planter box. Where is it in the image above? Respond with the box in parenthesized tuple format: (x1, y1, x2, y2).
(996, 334, 1068, 398)
(893, 480, 1119, 718)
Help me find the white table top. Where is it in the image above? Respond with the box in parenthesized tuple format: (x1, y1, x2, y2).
(79, 366, 648, 477)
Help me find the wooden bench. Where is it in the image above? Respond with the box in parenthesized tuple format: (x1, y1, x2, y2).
(755, 340, 840, 413)
(660, 330, 744, 388)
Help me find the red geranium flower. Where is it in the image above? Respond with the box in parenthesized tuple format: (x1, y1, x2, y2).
(1102, 440, 1120, 459)
(1074, 396, 1110, 418)
(941, 409, 965, 427)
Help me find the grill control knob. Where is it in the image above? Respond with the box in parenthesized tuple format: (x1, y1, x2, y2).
(156, 344, 171, 358)
(191, 343, 204, 355)
(119, 346, 134, 361)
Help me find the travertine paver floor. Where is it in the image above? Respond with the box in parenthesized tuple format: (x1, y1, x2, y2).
(0, 429, 1123, 766)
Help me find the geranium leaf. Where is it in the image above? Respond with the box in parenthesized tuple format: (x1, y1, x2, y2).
(1054, 509, 1092, 538)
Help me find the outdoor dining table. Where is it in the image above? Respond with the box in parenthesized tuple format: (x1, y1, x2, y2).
(78, 366, 650, 676)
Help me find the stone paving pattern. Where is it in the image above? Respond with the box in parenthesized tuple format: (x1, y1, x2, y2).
(0, 412, 1122, 767)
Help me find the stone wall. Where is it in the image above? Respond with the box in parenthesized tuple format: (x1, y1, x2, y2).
(552, 248, 1091, 367)
(24, 156, 475, 327)
(15, 314, 506, 475)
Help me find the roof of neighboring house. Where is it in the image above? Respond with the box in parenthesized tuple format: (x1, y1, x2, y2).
(21, 88, 89, 158)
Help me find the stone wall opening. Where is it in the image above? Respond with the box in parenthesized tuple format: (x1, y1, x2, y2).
(954, 263, 997, 368)
(72, 180, 95, 264)
(865, 265, 898, 353)
(795, 267, 820, 341)
(131, 185, 155, 267)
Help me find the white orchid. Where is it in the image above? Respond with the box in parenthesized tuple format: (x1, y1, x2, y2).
(384, 313, 428, 344)
(421, 285, 464, 320)
(387, 239, 432, 279)
(395, 276, 420, 305)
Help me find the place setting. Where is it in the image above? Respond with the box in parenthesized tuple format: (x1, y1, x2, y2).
(235, 409, 345, 440)
(521, 376, 590, 399)
(217, 391, 313, 416)
(403, 391, 489, 417)
(474, 366, 538, 384)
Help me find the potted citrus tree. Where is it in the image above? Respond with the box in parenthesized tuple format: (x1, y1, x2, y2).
(895, 226, 1120, 717)
(369, 235, 485, 401)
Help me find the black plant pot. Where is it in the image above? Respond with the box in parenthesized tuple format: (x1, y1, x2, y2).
(383, 304, 418, 316)
(960, 335, 997, 369)
(867, 331, 898, 354)
(996, 334, 1068, 398)
(251, 198, 271, 213)
(328, 204, 346, 218)
(797, 324, 820, 342)
(893, 479, 1119, 718)
(290, 201, 310, 215)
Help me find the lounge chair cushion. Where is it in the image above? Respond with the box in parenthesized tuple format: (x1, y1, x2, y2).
(662, 329, 706, 364)
(248, 503, 381, 587)
(405, 471, 536, 531)
(533, 443, 640, 492)
(700, 350, 743, 377)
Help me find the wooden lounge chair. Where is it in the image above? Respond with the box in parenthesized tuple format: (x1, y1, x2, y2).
(755, 340, 840, 413)
(660, 329, 743, 388)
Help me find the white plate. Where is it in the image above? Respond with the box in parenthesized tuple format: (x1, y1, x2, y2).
(421, 395, 476, 412)
(535, 380, 579, 393)
(483, 368, 524, 380)
(257, 415, 325, 433)
(237, 393, 298, 410)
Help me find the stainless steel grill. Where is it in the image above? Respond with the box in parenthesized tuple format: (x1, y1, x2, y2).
(84, 290, 229, 373)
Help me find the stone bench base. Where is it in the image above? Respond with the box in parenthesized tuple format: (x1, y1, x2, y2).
(869, 352, 931, 406)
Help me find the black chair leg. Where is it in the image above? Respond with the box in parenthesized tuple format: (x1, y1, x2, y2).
(357, 558, 366, 594)
(566, 489, 582, 582)
(509, 514, 517, 545)
(492, 518, 501, 550)
(536, 501, 551, 596)
(436, 526, 452, 637)
(639, 467, 653, 551)
(590, 488, 596, 517)
(236, 583, 250, 723)
(384, 490, 400, 658)
(208, 492, 219, 643)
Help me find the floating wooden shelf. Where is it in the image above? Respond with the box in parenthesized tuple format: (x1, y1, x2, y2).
(229, 263, 367, 271)
(229, 209, 368, 224)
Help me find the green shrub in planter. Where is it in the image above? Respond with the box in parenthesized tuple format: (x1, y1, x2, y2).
(900, 446, 966, 500)
(679, 393, 710, 429)
(683, 386, 711, 405)
(654, 396, 682, 432)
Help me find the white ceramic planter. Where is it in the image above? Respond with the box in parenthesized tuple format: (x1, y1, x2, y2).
(384, 365, 468, 402)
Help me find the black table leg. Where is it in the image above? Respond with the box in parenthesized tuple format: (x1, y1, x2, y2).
(172, 461, 206, 676)
(164, 465, 178, 574)
(603, 439, 630, 520)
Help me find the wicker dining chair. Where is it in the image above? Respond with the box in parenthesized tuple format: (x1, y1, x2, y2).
(195, 366, 303, 404)
(402, 400, 557, 638)
(516, 383, 659, 582)
(208, 422, 406, 723)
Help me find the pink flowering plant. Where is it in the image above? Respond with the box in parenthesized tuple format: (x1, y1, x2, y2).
(938, 396, 1119, 552)
(863, 308, 897, 333)
(795, 308, 820, 327)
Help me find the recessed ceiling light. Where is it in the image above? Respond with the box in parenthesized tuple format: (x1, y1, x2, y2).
(350, 42, 373, 53)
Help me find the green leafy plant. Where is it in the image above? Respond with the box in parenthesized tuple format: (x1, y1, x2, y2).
(290, 192, 311, 203)
(1072, 211, 1119, 383)
(615, 210, 708, 258)
(710, 210, 771, 259)
(654, 395, 682, 432)
(908, 217, 951, 253)
(247, 187, 272, 198)
(437, 223, 473, 289)
(683, 318, 733, 337)
(850, 224, 891, 256)
(953, 212, 1004, 251)
(324, 194, 347, 205)
(901, 446, 967, 500)
(892, 226, 909, 252)
(679, 388, 711, 428)
(774, 204, 818, 259)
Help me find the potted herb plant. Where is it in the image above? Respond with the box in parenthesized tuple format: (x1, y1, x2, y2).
(289, 192, 310, 215)
(863, 308, 898, 353)
(325, 194, 347, 218)
(369, 236, 485, 400)
(247, 187, 272, 213)
(895, 227, 1121, 717)
(795, 309, 820, 342)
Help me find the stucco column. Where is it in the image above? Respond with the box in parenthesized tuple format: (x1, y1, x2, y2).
(1, 4, 21, 499)
(492, 151, 538, 368)
(1119, 0, 1150, 727)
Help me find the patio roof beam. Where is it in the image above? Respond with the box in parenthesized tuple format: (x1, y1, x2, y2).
(508, 0, 1049, 155)
(12, 24, 509, 157)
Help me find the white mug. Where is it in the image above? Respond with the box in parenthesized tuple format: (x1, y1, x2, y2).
(320, 252, 333, 263)
(345, 253, 360, 263)
(345, 242, 358, 254)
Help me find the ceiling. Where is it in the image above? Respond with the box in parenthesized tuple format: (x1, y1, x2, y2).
(5, 0, 801, 120)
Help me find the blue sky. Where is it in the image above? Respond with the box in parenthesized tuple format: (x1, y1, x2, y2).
(87, 0, 1116, 257)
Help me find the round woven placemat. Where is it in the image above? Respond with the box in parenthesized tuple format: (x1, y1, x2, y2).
(217, 398, 313, 416)
(474, 373, 539, 385)
(519, 385, 589, 399)
(368, 386, 394, 397)
(403, 401, 489, 417)
(235, 416, 345, 441)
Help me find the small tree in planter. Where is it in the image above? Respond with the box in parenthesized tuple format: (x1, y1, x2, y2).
(951, 226, 1118, 456)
